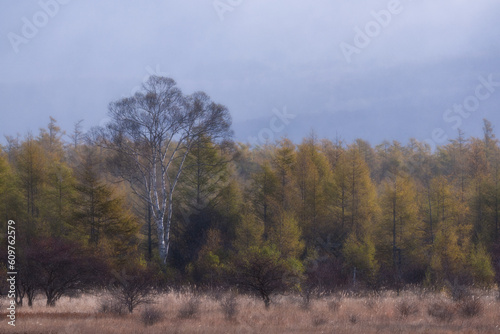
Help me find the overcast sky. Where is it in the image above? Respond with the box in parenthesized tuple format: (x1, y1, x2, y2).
(1, 0, 500, 148)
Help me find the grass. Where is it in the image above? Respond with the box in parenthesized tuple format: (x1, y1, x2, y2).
(1, 288, 499, 333)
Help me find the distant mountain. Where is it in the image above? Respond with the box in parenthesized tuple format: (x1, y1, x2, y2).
(232, 105, 496, 148)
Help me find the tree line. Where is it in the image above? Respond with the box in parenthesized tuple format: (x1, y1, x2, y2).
(1, 76, 499, 307)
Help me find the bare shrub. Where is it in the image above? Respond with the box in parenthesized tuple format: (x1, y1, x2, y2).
(349, 314, 358, 324)
(446, 280, 470, 301)
(220, 294, 238, 320)
(427, 302, 454, 322)
(230, 246, 302, 308)
(27, 238, 109, 307)
(458, 298, 483, 318)
(178, 297, 200, 319)
(98, 297, 127, 316)
(140, 307, 163, 326)
(312, 315, 327, 327)
(397, 300, 419, 318)
(108, 266, 156, 313)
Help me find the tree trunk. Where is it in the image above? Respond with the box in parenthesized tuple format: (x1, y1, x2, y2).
(156, 216, 167, 264)
(147, 204, 152, 261)
(164, 197, 174, 265)
(262, 293, 270, 309)
(46, 293, 57, 307)
(15, 284, 24, 306)
(427, 186, 433, 244)
(27, 286, 35, 307)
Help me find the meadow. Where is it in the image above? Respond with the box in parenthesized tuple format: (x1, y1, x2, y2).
(1, 288, 499, 333)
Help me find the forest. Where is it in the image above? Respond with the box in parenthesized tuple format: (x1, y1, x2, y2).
(1, 77, 499, 315)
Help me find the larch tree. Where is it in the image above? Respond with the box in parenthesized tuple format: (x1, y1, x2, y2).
(480, 119, 500, 247)
(482, 119, 497, 168)
(438, 130, 468, 202)
(271, 138, 297, 212)
(231, 207, 303, 308)
(482, 158, 500, 248)
(0, 149, 22, 223)
(327, 141, 350, 239)
(467, 138, 489, 244)
(37, 118, 76, 237)
(294, 136, 333, 244)
(339, 145, 379, 285)
(344, 144, 378, 236)
(378, 173, 423, 288)
(178, 135, 230, 210)
(425, 176, 472, 285)
(267, 211, 304, 259)
(233, 209, 264, 252)
(172, 136, 233, 270)
(14, 134, 47, 238)
(250, 162, 279, 240)
(72, 145, 139, 267)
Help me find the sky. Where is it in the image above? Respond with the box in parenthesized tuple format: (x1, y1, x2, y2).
(1, 0, 500, 149)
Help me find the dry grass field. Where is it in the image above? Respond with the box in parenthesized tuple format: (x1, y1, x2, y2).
(1, 289, 499, 333)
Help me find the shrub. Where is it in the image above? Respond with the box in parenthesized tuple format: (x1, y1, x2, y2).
(220, 294, 238, 320)
(397, 300, 419, 318)
(458, 298, 483, 318)
(178, 297, 200, 319)
(98, 297, 127, 316)
(447, 282, 470, 301)
(312, 315, 327, 327)
(304, 256, 348, 294)
(328, 299, 341, 312)
(108, 266, 156, 313)
(468, 245, 496, 287)
(230, 246, 303, 308)
(427, 302, 454, 322)
(140, 307, 163, 326)
(27, 237, 109, 307)
(300, 293, 313, 310)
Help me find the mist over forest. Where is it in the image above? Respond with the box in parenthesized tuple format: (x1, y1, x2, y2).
(1, 77, 499, 299)
(2, 1, 500, 332)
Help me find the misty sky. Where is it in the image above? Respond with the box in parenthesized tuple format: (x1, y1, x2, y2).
(1, 0, 500, 148)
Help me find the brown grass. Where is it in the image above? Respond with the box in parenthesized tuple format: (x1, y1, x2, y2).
(1, 289, 499, 333)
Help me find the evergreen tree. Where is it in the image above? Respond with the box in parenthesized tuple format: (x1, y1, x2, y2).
(267, 211, 304, 259)
(378, 173, 424, 286)
(0, 150, 22, 238)
(250, 163, 279, 240)
(72, 146, 139, 267)
(294, 136, 333, 244)
(15, 134, 46, 238)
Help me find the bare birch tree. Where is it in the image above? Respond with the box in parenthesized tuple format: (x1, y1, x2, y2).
(99, 76, 232, 264)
